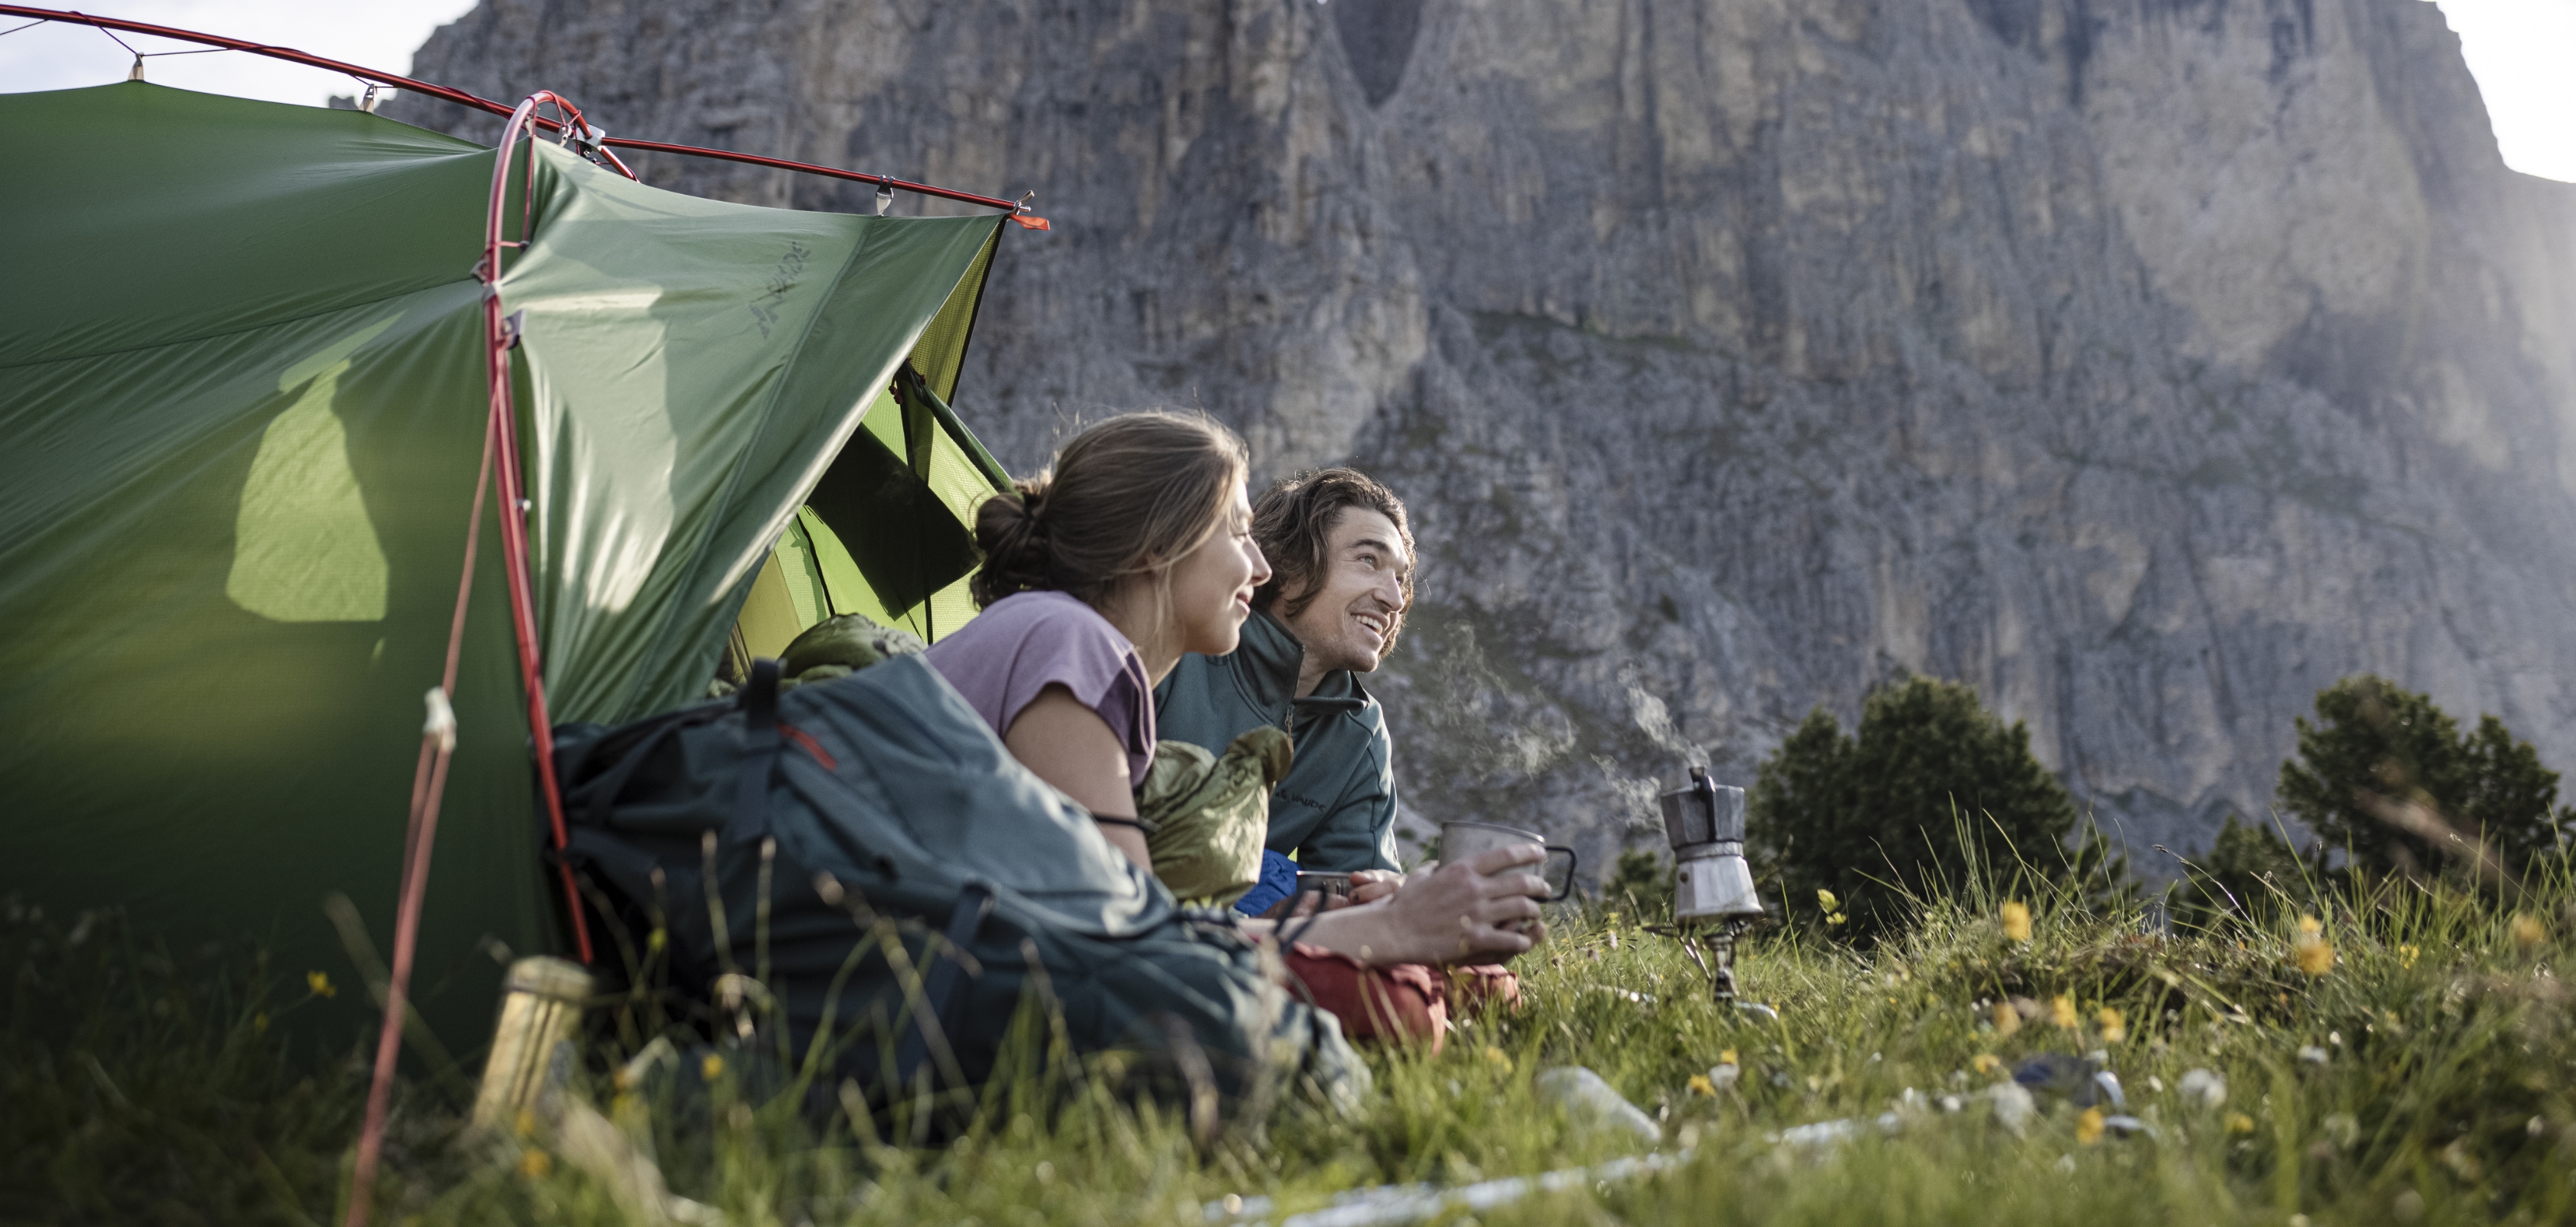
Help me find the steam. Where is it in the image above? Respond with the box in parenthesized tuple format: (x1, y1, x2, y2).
(1613, 663, 1710, 834)
(1620, 663, 1707, 762)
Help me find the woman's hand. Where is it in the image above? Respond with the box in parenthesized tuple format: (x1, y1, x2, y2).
(1284, 845, 1551, 966)
(1346, 869, 1405, 906)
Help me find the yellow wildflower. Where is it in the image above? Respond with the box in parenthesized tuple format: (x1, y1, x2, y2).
(2224, 1112, 2256, 1135)
(1973, 1053, 2004, 1077)
(1817, 889, 1839, 913)
(2075, 1107, 2105, 1145)
(2397, 944, 2420, 969)
(1718, 1048, 1739, 1066)
(702, 1053, 725, 1081)
(2000, 900, 2032, 943)
(1688, 1074, 1717, 1097)
(2051, 994, 2078, 1029)
(1992, 1002, 2022, 1036)
(518, 1150, 552, 1179)
(1484, 1046, 1513, 1072)
(2292, 915, 2334, 976)
(2511, 913, 2546, 950)
(2097, 1006, 2127, 1044)
(306, 971, 337, 999)
(2295, 935, 2336, 978)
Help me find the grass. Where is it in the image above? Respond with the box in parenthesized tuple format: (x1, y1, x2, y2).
(7, 856, 2574, 1227)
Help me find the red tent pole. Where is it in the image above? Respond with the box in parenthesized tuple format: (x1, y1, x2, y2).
(473, 93, 598, 971)
(468, 90, 597, 969)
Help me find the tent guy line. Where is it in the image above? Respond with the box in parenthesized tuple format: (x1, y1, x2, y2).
(0, 4, 1053, 228)
(347, 89, 629, 1227)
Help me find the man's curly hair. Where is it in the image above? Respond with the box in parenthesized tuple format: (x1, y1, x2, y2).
(1250, 468, 1415, 656)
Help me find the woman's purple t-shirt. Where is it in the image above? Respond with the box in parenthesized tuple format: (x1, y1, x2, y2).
(922, 590, 1155, 787)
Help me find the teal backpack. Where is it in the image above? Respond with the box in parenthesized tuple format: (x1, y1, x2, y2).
(550, 653, 1365, 1127)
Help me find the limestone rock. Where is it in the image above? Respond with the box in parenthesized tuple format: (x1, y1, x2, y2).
(403, 0, 2576, 877)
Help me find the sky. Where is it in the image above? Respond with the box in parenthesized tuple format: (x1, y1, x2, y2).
(2436, 0, 2576, 182)
(0, 1, 2568, 183)
(0, 2, 479, 108)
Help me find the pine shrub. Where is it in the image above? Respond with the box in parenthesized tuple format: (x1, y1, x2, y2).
(2273, 673, 2573, 889)
(1748, 675, 2126, 939)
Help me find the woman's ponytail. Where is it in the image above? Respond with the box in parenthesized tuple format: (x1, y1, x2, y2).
(969, 477, 1056, 607)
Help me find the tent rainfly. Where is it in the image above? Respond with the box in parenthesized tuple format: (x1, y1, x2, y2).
(0, 80, 1026, 1054)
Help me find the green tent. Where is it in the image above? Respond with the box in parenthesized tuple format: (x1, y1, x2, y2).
(0, 82, 1018, 1048)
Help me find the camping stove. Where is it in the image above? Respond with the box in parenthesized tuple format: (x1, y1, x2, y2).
(1649, 767, 1776, 1017)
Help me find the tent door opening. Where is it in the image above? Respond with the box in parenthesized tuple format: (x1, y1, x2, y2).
(722, 362, 1010, 683)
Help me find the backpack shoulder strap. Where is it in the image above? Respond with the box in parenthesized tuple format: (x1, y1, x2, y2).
(896, 880, 996, 1088)
(731, 658, 783, 846)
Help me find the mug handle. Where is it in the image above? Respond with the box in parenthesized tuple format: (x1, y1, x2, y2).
(1542, 845, 1578, 903)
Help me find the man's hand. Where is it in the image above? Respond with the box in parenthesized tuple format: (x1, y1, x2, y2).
(1251, 847, 1551, 966)
(1301, 845, 1550, 965)
(1382, 846, 1549, 963)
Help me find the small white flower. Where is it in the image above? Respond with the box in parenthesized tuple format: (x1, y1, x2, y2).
(2298, 1045, 2330, 1065)
(2177, 1067, 2226, 1109)
(1989, 1082, 2036, 1136)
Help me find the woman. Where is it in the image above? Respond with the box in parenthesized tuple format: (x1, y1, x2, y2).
(922, 411, 1549, 972)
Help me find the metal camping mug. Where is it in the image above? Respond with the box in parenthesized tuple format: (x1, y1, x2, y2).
(1438, 821, 1578, 902)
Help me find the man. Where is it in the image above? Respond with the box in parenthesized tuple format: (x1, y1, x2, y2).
(1161, 469, 1530, 1042)
(1154, 467, 1415, 890)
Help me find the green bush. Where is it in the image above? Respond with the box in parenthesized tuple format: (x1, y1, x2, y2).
(2279, 675, 2574, 887)
(1748, 676, 2127, 939)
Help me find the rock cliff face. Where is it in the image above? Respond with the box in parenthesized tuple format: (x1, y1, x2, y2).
(406, 0, 2576, 875)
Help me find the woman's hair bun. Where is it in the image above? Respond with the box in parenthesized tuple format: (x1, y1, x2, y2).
(963, 411, 1248, 612)
(969, 476, 1055, 606)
